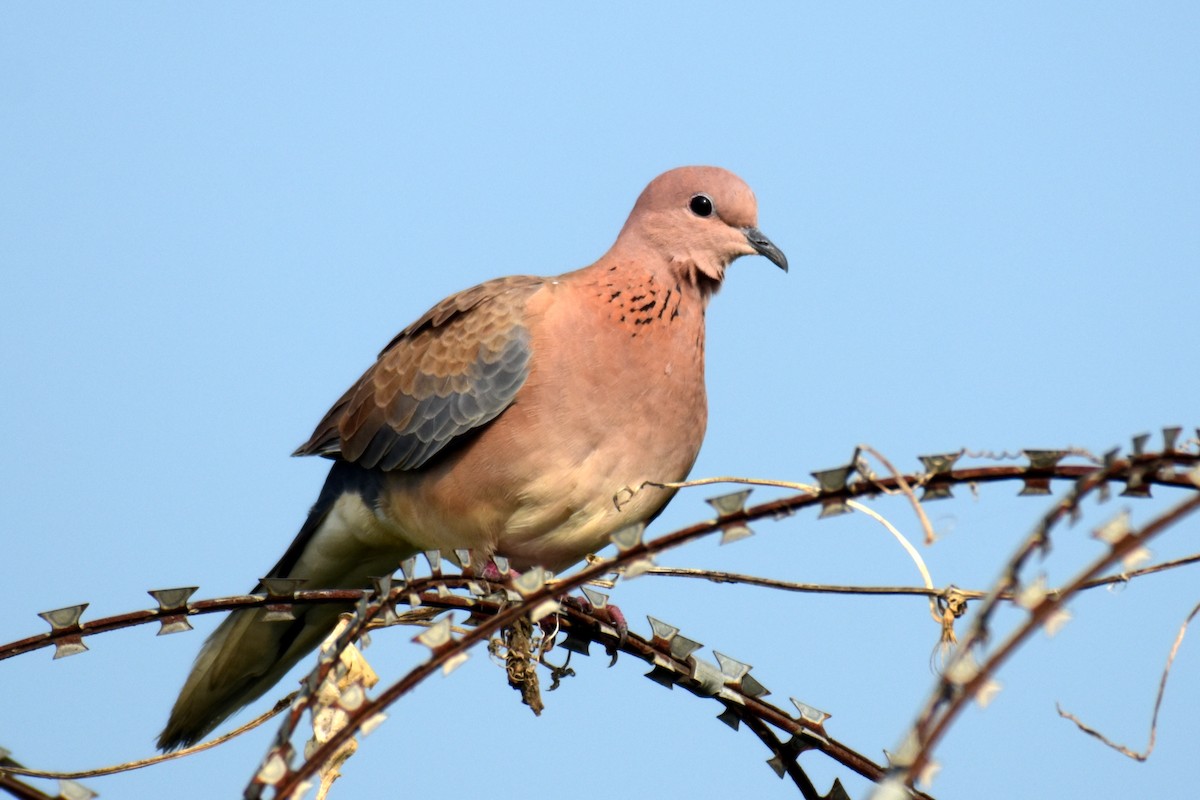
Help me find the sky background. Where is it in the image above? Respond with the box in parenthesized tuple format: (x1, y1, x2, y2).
(2, 3, 1198, 799)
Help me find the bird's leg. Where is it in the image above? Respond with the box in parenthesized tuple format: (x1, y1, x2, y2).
(479, 557, 627, 655)
(478, 557, 520, 582)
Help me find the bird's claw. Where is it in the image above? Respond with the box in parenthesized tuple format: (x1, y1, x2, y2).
(598, 603, 629, 645)
(561, 593, 628, 664)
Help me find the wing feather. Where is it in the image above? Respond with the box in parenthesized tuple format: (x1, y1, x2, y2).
(294, 275, 543, 470)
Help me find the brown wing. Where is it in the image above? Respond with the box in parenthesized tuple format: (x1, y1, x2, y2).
(294, 275, 544, 471)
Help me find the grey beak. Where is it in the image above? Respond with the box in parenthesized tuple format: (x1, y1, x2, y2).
(742, 227, 788, 272)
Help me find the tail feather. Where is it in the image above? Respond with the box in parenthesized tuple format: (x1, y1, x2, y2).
(157, 461, 405, 751)
(156, 602, 344, 750)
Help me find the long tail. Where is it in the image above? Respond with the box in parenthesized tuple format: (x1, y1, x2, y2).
(157, 462, 403, 751)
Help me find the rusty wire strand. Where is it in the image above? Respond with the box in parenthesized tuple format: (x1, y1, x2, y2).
(6, 549, 1199, 668)
(264, 593, 923, 800)
(269, 454, 1200, 798)
(8, 550, 1194, 792)
(2, 449, 1197, 798)
(6, 453, 1196, 656)
(0, 773, 55, 800)
(2, 545, 1194, 785)
(899, 488, 1200, 787)
(734, 707, 823, 798)
(9, 455, 1191, 664)
(647, 468, 939, 619)
(856, 444, 938, 545)
(0, 693, 296, 781)
(1055, 597, 1200, 761)
(643, 552, 1200, 600)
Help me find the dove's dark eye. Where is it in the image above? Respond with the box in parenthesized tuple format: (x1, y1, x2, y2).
(688, 194, 714, 217)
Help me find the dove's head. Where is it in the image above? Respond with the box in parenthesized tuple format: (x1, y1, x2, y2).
(614, 166, 787, 292)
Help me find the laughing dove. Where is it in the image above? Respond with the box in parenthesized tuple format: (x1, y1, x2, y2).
(158, 165, 787, 750)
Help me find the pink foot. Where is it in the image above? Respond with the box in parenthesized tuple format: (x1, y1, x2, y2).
(597, 604, 628, 644)
(564, 594, 629, 646)
(479, 557, 520, 582)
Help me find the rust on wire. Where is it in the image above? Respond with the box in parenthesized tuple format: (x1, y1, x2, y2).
(37, 604, 89, 659)
(917, 452, 962, 500)
(714, 651, 752, 684)
(707, 489, 755, 543)
(259, 577, 306, 622)
(423, 549, 443, 577)
(452, 548, 473, 574)
(609, 521, 646, 552)
(147, 587, 198, 635)
(810, 461, 856, 517)
(369, 576, 399, 625)
(1020, 450, 1068, 496)
(5, 440, 1198, 800)
(894, 475, 1200, 788)
(1122, 465, 1154, 498)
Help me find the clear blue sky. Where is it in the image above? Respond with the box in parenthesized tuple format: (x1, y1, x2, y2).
(2, 4, 1197, 799)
